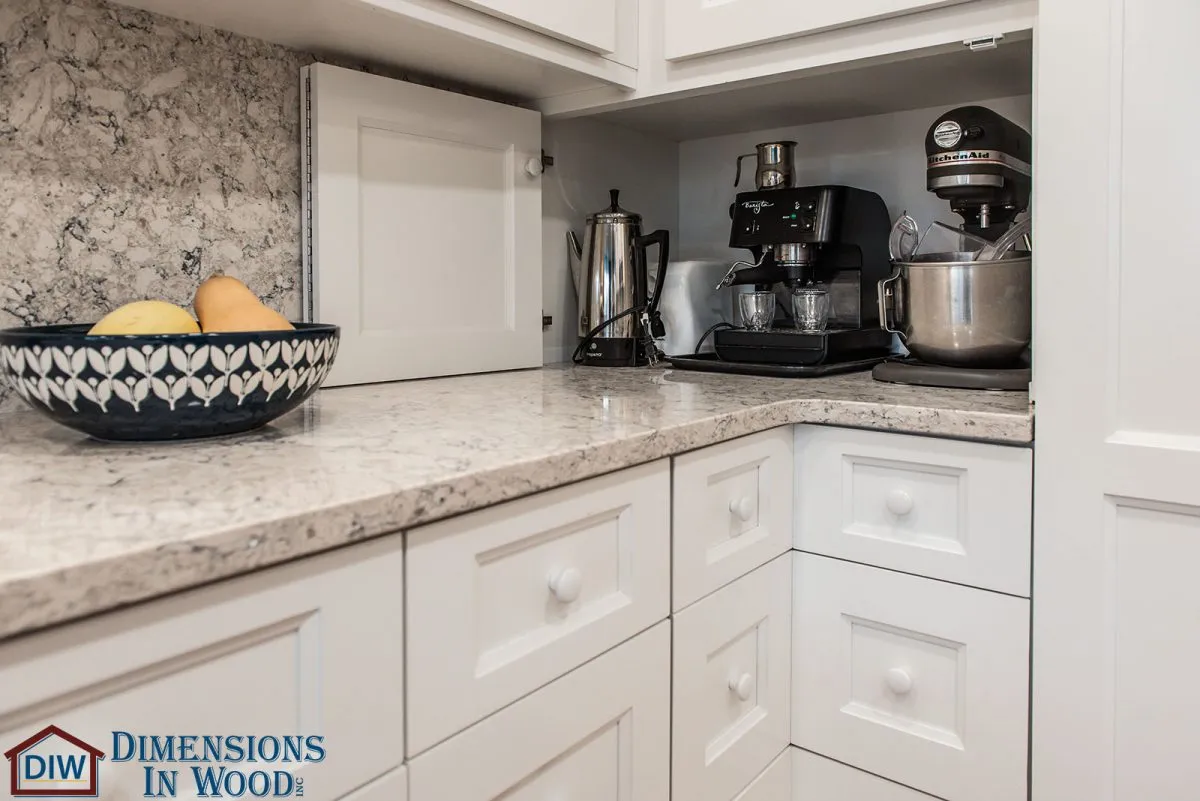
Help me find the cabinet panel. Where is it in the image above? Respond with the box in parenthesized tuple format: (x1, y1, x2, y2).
(793, 749, 937, 800)
(673, 427, 793, 610)
(792, 553, 1028, 801)
(663, 0, 977, 61)
(448, 0, 618, 54)
(735, 749, 791, 801)
(795, 425, 1031, 597)
(0, 537, 405, 801)
(303, 62, 541, 386)
(673, 555, 792, 801)
(408, 621, 670, 801)
(406, 460, 670, 755)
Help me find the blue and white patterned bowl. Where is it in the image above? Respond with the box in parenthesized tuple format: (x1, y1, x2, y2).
(0, 323, 340, 441)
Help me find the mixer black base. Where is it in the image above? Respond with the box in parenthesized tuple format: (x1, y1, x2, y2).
(872, 357, 1031, 391)
(713, 326, 892, 366)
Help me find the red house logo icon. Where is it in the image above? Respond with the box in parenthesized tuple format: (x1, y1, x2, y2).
(4, 726, 105, 797)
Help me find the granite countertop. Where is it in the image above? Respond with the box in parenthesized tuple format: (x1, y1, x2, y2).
(0, 364, 1032, 640)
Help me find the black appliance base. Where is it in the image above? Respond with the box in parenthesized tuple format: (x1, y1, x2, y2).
(712, 326, 892, 366)
(576, 337, 652, 367)
(667, 353, 885, 378)
(872, 357, 1031, 391)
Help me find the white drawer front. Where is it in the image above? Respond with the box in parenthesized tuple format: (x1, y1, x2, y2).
(408, 620, 670, 801)
(0, 537, 405, 801)
(792, 748, 938, 801)
(794, 425, 1032, 596)
(674, 554, 792, 801)
(792, 554, 1029, 801)
(406, 459, 670, 754)
(674, 427, 794, 610)
(734, 748, 791, 801)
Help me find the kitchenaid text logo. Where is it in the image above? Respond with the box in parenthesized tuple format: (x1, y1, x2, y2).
(927, 149, 1032, 176)
(740, 200, 774, 214)
(5, 728, 326, 799)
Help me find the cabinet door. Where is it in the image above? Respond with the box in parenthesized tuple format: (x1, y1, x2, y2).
(673, 555, 792, 801)
(1033, 1, 1200, 800)
(673, 427, 793, 611)
(408, 621, 670, 801)
(405, 460, 670, 755)
(793, 749, 938, 801)
(448, 0, 619, 54)
(302, 63, 542, 387)
(664, 0, 976, 61)
(0, 537, 405, 801)
(793, 553, 1028, 801)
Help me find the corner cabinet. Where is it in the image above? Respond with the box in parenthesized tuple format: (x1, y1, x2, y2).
(662, 0, 979, 61)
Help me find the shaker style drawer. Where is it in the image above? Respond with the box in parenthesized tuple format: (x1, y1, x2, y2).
(408, 621, 670, 801)
(793, 749, 939, 801)
(733, 748, 791, 801)
(792, 554, 1029, 801)
(406, 459, 670, 755)
(673, 427, 793, 610)
(673, 554, 792, 801)
(0, 537, 406, 801)
(794, 425, 1032, 596)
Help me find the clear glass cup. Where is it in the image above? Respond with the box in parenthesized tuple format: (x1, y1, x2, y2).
(738, 291, 776, 331)
(791, 285, 830, 332)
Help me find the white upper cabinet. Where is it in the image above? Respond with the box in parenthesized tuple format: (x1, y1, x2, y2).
(302, 63, 543, 387)
(663, 0, 978, 61)
(448, 0, 619, 54)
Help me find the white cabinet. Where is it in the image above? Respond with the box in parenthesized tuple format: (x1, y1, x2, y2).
(792, 749, 937, 801)
(302, 62, 543, 387)
(448, 0, 619, 54)
(0, 537, 406, 801)
(673, 427, 794, 611)
(794, 426, 1032, 597)
(792, 553, 1028, 801)
(1032, 1, 1200, 800)
(407, 621, 670, 801)
(734, 749, 791, 801)
(405, 459, 670, 755)
(673, 555, 792, 801)
(339, 768, 408, 801)
(663, 0, 978, 61)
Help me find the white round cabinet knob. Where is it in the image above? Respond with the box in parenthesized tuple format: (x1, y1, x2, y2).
(885, 489, 914, 516)
(547, 567, 583, 604)
(729, 496, 755, 523)
(524, 157, 544, 177)
(885, 667, 913, 696)
(728, 672, 755, 701)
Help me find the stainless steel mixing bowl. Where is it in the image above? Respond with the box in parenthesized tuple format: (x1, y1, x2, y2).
(878, 251, 1031, 367)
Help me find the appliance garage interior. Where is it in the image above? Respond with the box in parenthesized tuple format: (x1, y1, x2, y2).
(1, 2, 1195, 801)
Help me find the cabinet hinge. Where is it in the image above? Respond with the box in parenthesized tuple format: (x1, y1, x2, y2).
(963, 34, 1004, 52)
(541, 149, 554, 168)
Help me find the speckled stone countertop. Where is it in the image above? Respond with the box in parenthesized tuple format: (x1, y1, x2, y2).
(0, 364, 1032, 640)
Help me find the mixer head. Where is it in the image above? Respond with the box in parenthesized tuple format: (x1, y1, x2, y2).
(925, 105, 1032, 237)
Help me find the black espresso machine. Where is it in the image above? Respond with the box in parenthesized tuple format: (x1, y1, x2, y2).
(695, 184, 894, 374)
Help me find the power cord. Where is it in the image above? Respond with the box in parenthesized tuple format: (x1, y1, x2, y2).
(695, 322, 736, 358)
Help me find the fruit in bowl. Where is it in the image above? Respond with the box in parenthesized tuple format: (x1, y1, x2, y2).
(0, 277, 340, 442)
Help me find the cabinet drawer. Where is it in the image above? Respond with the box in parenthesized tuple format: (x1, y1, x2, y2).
(674, 554, 792, 801)
(408, 621, 670, 801)
(449, 0, 619, 54)
(792, 554, 1028, 801)
(0, 537, 405, 801)
(674, 427, 793, 610)
(793, 748, 937, 801)
(406, 459, 670, 755)
(794, 426, 1031, 596)
(735, 748, 791, 801)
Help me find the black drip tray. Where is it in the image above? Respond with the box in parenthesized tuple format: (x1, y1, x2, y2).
(872, 358, 1031, 391)
(713, 326, 892, 366)
(667, 353, 885, 378)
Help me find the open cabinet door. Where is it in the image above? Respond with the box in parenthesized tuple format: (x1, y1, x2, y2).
(302, 63, 542, 387)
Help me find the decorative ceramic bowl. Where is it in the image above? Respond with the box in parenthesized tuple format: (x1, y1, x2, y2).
(0, 323, 340, 441)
